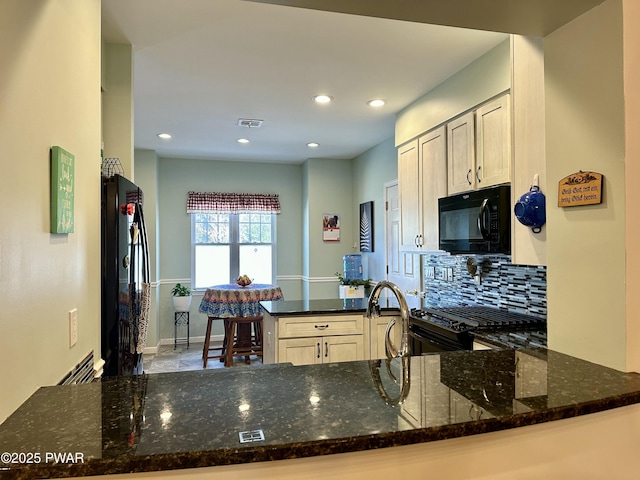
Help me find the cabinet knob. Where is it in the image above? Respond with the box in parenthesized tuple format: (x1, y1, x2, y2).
(476, 166, 482, 183)
(466, 169, 472, 185)
(317, 342, 321, 358)
(314, 324, 329, 330)
(324, 341, 328, 357)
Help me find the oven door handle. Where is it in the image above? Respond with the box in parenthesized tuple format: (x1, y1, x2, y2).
(478, 198, 491, 240)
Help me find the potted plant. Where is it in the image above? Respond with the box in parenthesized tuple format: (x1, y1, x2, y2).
(171, 283, 192, 312)
(335, 272, 372, 299)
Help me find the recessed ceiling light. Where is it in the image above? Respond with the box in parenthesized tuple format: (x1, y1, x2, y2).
(313, 95, 333, 104)
(307, 142, 319, 148)
(237, 138, 250, 144)
(367, 99, 385, 107)
(157, 133, 172, 139)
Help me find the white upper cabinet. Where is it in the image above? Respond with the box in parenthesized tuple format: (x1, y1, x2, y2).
(419, 127, 447, 250)
(447, 112, 476, 194)
(475, 94, 511, 189)
(447, 94, 511, 195)
(398, 126, 447, 251)
(398, 140, 421, 249)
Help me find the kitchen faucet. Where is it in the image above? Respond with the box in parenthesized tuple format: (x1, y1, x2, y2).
(366, 280, 411, 360)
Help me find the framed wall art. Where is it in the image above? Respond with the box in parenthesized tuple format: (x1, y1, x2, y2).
(359, 201, 374, 252)
(322, 213, 340, 242)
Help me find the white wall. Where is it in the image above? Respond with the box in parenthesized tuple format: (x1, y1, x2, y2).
(545, 0, 627, 370)
(624, 0, 640, 372)
(0, 0, 102, 422)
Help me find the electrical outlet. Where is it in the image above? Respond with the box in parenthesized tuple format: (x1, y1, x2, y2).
(69, 308, 78, 347)
(436, 268, 445, 280)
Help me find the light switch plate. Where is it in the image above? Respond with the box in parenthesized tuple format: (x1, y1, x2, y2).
(425, 267, 435, 279)
(446, 268, 454, 282)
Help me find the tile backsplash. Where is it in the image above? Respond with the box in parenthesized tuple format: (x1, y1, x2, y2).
(421, 254, 547, 319)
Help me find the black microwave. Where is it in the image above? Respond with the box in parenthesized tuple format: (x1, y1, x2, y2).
(438, 184, 511, 254)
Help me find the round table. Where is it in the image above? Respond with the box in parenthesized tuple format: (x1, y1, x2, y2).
(199, 283, 283, 367)
(198, 283, 283, 317)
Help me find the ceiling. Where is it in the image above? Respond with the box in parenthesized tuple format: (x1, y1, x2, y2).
(102, 0, 512, 164)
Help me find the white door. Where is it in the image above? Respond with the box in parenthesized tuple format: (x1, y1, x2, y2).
(385, 181, 421, 310)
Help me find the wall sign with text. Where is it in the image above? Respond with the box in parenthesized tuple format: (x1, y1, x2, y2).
(557, 171, 603, 207)
(50, 146, 75, 233)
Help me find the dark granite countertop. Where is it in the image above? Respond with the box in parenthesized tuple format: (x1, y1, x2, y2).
(2, 349, 640, 479)
(260, 298, 372, 315)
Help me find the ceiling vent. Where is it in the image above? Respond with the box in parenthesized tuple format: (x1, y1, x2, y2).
(237, 118, 263, 128)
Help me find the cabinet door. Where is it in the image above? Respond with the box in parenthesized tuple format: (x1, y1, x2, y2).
(370, 315, 401, 360)
(398, 140, 421, 249)
(324, 335, 364, 363)
(476, 94, 511, 188)
(447, 112, 475, 194)
(419, 127, 447, 250)
(278, 337, 323, 366)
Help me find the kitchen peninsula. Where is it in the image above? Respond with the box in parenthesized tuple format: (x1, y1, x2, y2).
(261, 298, 379, 364)
(2, 348, 640, 479)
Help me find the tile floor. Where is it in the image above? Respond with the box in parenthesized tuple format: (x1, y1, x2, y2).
(143, 341, 262, 374)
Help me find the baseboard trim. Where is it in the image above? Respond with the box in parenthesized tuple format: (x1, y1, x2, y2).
(156, 335, 225, 348)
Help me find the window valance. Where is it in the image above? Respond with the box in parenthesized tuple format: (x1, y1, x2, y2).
(187, 191, 281, 214)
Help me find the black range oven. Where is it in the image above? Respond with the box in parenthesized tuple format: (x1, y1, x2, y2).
(409, 306, 547, 353)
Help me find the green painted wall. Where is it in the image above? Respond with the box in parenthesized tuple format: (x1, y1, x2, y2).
(138, 142, 398, 343)
(352, 137, 398, 282)
(303, 158, 356, 299)
(395, 38, 511, 146)
(154, 157, 303, 340)
(133, 149, 160, 349)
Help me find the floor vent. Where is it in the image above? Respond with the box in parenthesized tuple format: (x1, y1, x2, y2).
(59, 351, 95, 385)
(239, 429, 265, 444)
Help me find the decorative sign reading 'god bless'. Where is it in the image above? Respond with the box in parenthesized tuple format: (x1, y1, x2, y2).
(557, 171, 603, 207)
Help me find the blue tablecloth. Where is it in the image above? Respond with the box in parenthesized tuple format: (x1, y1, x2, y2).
(198, 283, 283, 317)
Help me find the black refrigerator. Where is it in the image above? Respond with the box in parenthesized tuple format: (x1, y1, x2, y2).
(101, 174, 150, 377)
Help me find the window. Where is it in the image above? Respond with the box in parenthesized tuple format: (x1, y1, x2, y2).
(187, 191, 280, 289)
(192, 212, 276, 289)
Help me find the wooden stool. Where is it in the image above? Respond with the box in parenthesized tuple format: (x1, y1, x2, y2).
(224, 316, 263, 367)
(202, 317, 229, 368)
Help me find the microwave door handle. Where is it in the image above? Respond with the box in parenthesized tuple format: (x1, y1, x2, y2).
(478, 198, 491, 240)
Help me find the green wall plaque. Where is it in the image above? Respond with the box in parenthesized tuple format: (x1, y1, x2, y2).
(50, 146, 74, 233)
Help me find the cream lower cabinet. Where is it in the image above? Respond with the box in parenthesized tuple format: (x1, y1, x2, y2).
(278, 335, 364, 365)
(369, 315, 401, 360)
(264, 313, 366, 366)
